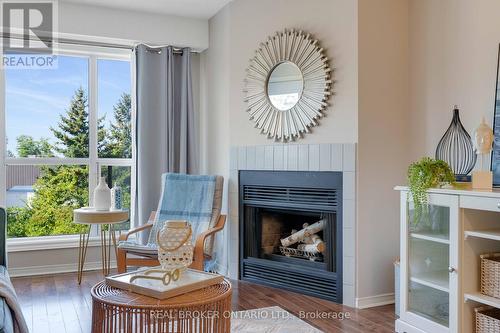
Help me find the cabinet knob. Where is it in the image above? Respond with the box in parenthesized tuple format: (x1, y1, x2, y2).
(497, 202, 500, 209)
(448, 266, 456, 273)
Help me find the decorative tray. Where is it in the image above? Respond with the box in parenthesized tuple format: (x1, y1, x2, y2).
(105, 267, 224, 299)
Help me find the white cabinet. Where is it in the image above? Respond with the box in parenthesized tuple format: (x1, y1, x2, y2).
(397, 191, 459, 333)
(396, 186, 500, 333)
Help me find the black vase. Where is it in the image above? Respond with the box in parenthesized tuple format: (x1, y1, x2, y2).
(435, 106, 476, 178)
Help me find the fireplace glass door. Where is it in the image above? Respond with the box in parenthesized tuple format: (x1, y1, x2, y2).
(239, 170, 343, 303)
(245, 207, 336, 272)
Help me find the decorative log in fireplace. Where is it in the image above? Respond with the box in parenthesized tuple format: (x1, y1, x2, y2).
(239, 170, 343, 303)
(281, 219, 326, 246)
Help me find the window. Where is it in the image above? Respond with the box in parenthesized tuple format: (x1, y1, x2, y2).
(1, 44, 134, 238)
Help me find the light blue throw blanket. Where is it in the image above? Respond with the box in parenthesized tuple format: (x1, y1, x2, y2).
(147, 173, 216, 252)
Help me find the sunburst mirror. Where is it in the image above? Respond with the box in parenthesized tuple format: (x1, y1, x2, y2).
(243, 29, 332, 141)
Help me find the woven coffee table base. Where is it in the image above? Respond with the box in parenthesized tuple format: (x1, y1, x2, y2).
(91, 279, 232, 333)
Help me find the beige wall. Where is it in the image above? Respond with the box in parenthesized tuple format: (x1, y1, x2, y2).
(19, 0, 413, 303)
(409, 0, 500, 159)
(226, 0, 359, 146)
(201, 0, 359, 178)
(202, 0, 412, 304)
(200, 5, 231, 178)
(40, 0, 500, 304)
(59, 2, 209, 50)
(357, 0, 410, 300)
(356, 0, 500, 300)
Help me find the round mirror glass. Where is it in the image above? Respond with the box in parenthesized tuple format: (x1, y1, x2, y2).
(267, 62, 304, 111)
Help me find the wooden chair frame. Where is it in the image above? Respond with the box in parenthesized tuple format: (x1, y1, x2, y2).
(117, 212, 226, 273)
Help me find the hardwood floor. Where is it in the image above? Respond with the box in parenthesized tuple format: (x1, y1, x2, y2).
(12, 270, 395, 333)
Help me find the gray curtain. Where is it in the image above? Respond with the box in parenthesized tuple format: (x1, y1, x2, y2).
(135, 45, 198, 241)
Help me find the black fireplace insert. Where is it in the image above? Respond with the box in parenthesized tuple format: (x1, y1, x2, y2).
(239, 170, 343, 303)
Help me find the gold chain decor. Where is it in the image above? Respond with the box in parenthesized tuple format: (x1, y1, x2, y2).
(131, 221, 194, 285)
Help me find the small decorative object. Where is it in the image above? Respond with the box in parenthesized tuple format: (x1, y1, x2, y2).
(297, 233, 325, 254)
(279, 219, 326, 262)
(93, 177, 111, 211)
(130, 221, 194, 286)
(472, 117, 494, 189)
(130, 268, 181, 286)
(156, 221, 194, 272)
(106, 268, 224, 300)
(243, 29, 332, 141)
(110, 183, 122, 210)
(435, 105, 477, 180)
(407, 157, 455, 221)
(280, 220, 325, 248)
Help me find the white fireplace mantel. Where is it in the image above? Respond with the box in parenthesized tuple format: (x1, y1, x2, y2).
(227, 143, 357, 307)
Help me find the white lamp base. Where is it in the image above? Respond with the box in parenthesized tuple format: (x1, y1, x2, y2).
(472, 171, 493, 190)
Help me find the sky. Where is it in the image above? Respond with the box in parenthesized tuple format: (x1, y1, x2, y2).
(5, 55, 131, 156)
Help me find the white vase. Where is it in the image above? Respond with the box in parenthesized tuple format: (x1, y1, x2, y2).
(94, 177, 111, 211)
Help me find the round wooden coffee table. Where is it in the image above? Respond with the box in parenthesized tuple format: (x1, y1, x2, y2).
(91, 279, 232, 333)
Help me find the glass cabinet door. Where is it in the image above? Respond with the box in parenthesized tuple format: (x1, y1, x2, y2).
(401, 193, 458, 333)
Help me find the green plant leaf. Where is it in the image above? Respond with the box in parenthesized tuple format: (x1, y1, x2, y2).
(407, 157, 455, 222)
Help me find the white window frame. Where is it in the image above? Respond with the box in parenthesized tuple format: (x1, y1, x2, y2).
(0, 43, 136, 249)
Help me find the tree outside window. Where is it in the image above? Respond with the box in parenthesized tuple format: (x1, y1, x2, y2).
(5, 54, 132, 238)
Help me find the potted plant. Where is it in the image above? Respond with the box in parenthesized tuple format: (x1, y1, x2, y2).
(407, 157, 455, 224)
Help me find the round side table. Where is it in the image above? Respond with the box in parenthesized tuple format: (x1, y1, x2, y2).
(73, 207, 129, 284)
(91, 279, 232, 333)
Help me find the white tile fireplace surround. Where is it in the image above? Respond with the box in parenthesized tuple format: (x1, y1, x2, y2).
(227, 143, 356, 307)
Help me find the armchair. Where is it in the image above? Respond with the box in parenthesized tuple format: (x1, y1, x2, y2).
(117, 213, 226, 272)
(116, 174, 225, 273)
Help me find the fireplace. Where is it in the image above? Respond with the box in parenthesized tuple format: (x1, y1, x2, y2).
(239, 170, 343, 303)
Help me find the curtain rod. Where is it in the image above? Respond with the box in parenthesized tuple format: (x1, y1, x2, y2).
(61, 39, 199, 54)
(1, 33, 199, 54)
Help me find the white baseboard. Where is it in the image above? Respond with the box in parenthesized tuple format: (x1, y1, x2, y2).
(8, 260, 117, 278)
(355, 293, 395, 309)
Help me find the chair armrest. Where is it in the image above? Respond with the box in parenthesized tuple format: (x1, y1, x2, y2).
(119, 223, 153, 242)
(119, 211, 156, 242)
(194, 215, 226, 258)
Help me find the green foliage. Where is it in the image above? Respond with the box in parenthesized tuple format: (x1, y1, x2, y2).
(8, 88, 131, 237)
(50, 88, 106, 158)
(101, 93, 131, 158)
(16, 135, 53, 157)
(6, 207, 31, 237)
(26, 166, 89, 236)
(50, 87, 89, 158)
(407, 157, 455, 220)
(7, 167, 89, 237)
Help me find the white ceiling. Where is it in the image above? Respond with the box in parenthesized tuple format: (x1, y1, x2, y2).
(61, 0, 233, 19)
